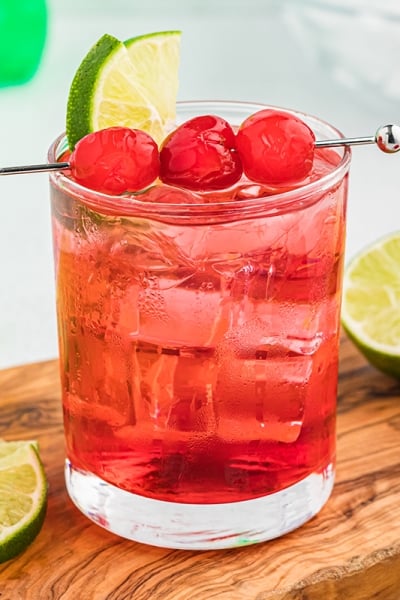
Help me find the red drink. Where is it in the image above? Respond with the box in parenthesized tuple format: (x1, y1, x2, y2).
(50, 102, 350, 548)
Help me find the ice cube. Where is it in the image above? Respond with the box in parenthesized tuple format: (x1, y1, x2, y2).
(213, 318, 316, 443)
(128, 347, 218, 434)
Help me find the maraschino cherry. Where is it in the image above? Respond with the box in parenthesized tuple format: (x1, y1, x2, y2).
(236, 109, 315, 184)
(69, 126, 160, 194)
(159, 115, 243, 191)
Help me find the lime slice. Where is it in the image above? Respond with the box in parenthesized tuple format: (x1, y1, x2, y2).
(0, 440, 47, 563)
(124, 30, 181, 133)
(66, 33, 164, 149)
(66, 31, 181, 150)
(341, 231, 400, 378)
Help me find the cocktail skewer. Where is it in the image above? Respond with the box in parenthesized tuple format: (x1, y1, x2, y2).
(0, 162, 70, 175)
(0, 124, 399, 176)
(315, 124, 400, 152)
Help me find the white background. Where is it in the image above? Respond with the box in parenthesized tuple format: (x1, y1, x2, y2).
(1, 0, 399, 369)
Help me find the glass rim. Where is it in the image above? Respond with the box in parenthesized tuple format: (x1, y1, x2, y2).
(48, 100, 351, 221)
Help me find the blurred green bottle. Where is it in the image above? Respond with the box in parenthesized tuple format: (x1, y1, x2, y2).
(0, 0, 47, 86)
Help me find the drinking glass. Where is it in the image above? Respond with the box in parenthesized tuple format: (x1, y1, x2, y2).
(49, 101, 351, 550)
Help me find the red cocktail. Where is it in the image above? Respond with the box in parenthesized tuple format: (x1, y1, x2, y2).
(50, 102, 350, 549)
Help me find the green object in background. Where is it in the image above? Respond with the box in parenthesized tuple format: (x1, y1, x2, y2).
(0, 0, 47, 86)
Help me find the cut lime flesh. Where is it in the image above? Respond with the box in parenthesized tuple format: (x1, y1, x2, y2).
(341, 231, 400, 378)
(66, 31, 181, 150)
(124, 30, 181, 128)
(0, 440, 47, 563)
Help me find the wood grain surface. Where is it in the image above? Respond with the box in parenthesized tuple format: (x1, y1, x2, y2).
(0, 335, 400, 600)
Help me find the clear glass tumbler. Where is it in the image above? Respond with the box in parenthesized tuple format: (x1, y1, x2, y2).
(49, 101, 351, 550)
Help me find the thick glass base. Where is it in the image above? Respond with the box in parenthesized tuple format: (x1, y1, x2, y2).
(65, 460, 334, 550)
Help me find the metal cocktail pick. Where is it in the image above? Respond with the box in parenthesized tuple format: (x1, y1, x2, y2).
(314, 124, 400, 152)
(0, 124, 399, 176)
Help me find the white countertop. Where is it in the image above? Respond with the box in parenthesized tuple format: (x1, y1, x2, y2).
(1, 0, 399, 369)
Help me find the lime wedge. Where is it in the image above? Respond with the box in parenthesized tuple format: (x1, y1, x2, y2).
(66, 34, 164, 149)
(124, 30, 181, 133)
(0, 440, 47, 563)
(66, 31, 181, 150)
(341, 232, 400, 378)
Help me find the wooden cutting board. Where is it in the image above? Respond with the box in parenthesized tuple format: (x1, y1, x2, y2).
(1, 335, 400, 600)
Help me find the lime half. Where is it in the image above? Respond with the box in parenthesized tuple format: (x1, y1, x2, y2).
(0, 440, 47, 563)
(66, 31, 181, 149)
(341, 231, 400, 378)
